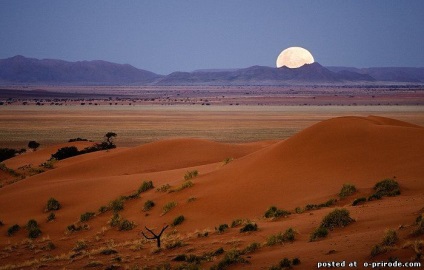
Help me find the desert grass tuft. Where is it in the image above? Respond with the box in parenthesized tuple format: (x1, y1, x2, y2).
(339, 184, 357, 198)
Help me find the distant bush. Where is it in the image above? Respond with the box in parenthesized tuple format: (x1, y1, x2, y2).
(118, 219, 135, 231)
(46, 197, 61, 211)
(162, 201, 177, 215)
(28, 141, 40, 151)
(264, 206, 291, 219)
(320, 209, 354, 230)
(165, 239, 184, 249)
(26, 219, 41, 239)
(370, 244, 387, 257)
(305, 199, 336, 211)
(223, 157, 233, 165)
(73, 240, 87, 251)
(47, 212, 56, 222)
(368, 193, 382, 201)
(216, 224, 229, 233)
(67, 223, 88, 232)
(41, 158, 56, 169)
(109, 213, 122, 227)
(339, 184, 357, 198)
(138, 181, 154, 193)
(266, 228, 296, 246)
(412, 215, 424, 236)
(68, 138, 88, 142)
(109, 198, 124, 212)
(240, 222, 258, 233)
(172, 215, 185, 226)
(352, 197, 367, 206)
(309, 227, 329, 242)
(0, 148, 20, 162)
(143, 200, 155, 211)
(373, 178, 400, 197)
(242, 242, 261, 254)
(231, 218, 247, 228)
(187, 197, 197, 203)
(7, 224, 20, 236)
(184, 170, 198, 180)
(80, 212, 96, 222)
(210, 249, 248, 270)
(157, 184, 171, 192)
(381, 229, 398, 246)
(51, 146, 80, 160)
(98, 205, 109, 213)
(177, 180, 194, 191)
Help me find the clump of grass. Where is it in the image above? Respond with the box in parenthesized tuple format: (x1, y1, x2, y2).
(157, 184, 171, 192)
(47, 212, 55, 222)
(73, 240, 87, 251)
(40, 158, 57, 169)
(352, 197, 367, 206)
(7, 224, 20, 236)
(216, 224, 229, 233)
(162, 201, 177, 215)
(266, 228, 296, 246)
(320, 208, 354, 230)
(242, 242, 261, 254)
(178, 180, 194, 191)
(339, 184, 357, 198)
(381, 229, 399, 246)
(143, 200, 155, 211)
(172, 215, 185, 226)
(231, 218, 250, 228)
(118, 219, 135, 231)
(67, 224, 87, 232)
(264, 206, 291, 219)
(240, 222, 258, 233)
(372, 178, 401, 198)
(138, 180, 154, 193)
(85, 261, 103, 267)
(80, 212, 95, 222)
(109, 213, 122, 227)
(26, 219, 42, 239)
(370, 244, 388, 257)
(187, 197, 197, 203)
(100, 248, 118, 255)
(305, 199, 337, 211)
(109, 197, 124, 212)
(309, 227, 329, 242)
(46, 197, 61, 211)
(184, 170, 198, 180)
(98, 205, 109, 213)
(165, 239, 184, 249)
(210, 249, 249, 270)
(294, 207, 304, 214)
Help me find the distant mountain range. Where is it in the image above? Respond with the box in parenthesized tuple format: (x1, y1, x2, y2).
(0, 55, 423, 85)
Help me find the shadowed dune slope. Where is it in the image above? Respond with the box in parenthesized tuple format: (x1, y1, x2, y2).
(182, 116, 424, 222)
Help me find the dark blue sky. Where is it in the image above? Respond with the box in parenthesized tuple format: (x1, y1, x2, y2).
(1, 0, 423, 74)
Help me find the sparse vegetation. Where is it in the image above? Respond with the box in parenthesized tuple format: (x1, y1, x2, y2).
(339, 184, 357, 198)
(187, 197, 197, 203)
(184, 170, 198, 180)
(138, 180, 154, 193)
(80, 212, 96, 222)
(240, 222, 258, 233)
(242, 242, 261, 254)
(85, 261, 103, 268)
(162, 201, 177, 215)
(41, 158, 56, 169)
(118, 219, 135, 231)
(411, 214, 424, 236)
(143, 200, 155, 211)
(165, 239, 184, 249)
(46, 197, 61, 211)
(26, 219, 42, 239)
(264, 206, 291, 219)
(98, 205, 109, 213)
(305, 199, 336, 211)
(109, 197, 124, 212)
(7, 224, 20, 236)
(266, 228, 296, 246)
(310, 227, 329, 242)
(73, 240, 88, 251)
(223, 157, 233, 165)
(178, 180, 194, 191)
(51, 146, 80, 160)
(381, 229, 398, 246)
(109, 213, 122, 227)
(172, 215, 185, 226)
(157, 184, 171, 192)
(320, 208, 354, 230)
(210, 249, 249, 270)
(352, 197, 367, 206)
(216, 224, 229, 233)
(371, 244, 388, 257)
(373, 178, 401, 197)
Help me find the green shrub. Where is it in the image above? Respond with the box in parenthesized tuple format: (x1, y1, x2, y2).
(143, 200, 155, 211)
(118, 219, 135, 231)
(179, 180, 194, 191)
(27, 219, 38, 230)
(320, 208, 354, 230)
(242, 242, 261, 254)
(109, 213, 122, 227)
(368, 193, 382, 201)
(46, 197, 61, 211)
(295, 207, 304, 214)
(210, 249, 248, 270)
(381, 229, 398, 246)
(184, 170, 198, 180)
(264, 206, 291, 219)
(41, 158, 57, 169)
(240, 222, 258, 233)
(373, 178, 400, 197)
(80, 212, 95, 222)
(339, 184, 357, 198)
(138, 180, 154, 193)
(352, 197, 367, 206)
(7, 224, 20, 236)
(310, 227, 329, 241)
(279, 258, 291, 268)
(47, 212, 56, 221)
(109, 198, 124, 212)
(157, 184, 171, 192)
(216, 224, 229, 233)
(162, 201, 177, 215)
(26, 220, 42, 239)
(266, 228, 296, 246)
(172, 215, 185, 226)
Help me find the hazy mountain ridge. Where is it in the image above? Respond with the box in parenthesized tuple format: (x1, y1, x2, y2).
(0, 55, 422, 85)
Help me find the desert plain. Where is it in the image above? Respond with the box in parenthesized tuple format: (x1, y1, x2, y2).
(0, 86, 423, 269)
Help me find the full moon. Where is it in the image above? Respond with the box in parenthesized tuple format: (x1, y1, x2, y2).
(276, 47, 314, 69)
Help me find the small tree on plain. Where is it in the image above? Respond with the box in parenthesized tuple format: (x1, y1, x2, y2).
(28, 141, 40, 151)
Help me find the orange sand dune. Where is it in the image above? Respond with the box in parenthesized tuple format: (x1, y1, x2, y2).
(0, 116, 423, 269)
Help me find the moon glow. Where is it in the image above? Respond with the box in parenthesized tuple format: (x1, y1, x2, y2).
(276, 47, 314, 69)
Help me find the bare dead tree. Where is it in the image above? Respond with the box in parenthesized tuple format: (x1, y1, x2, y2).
(141, 225, 169, 248)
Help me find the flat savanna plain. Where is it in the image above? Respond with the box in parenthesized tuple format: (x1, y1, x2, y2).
(1, 85, 423, 148)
